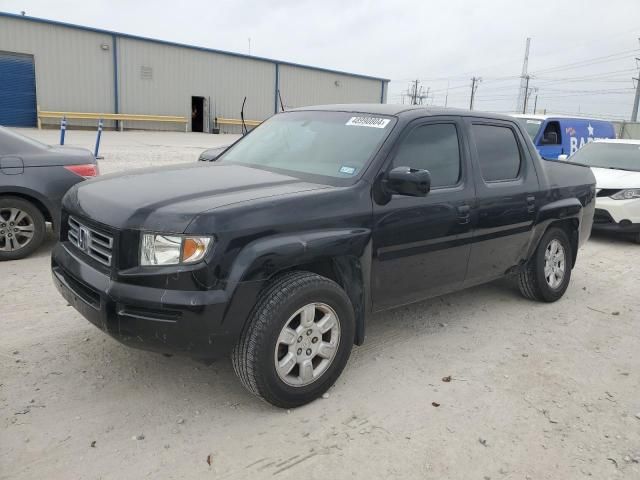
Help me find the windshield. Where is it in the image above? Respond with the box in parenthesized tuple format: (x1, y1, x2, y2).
(567, 142, 640, 172)
(517, 117, 543, 139)
(219, 111, 395, 182)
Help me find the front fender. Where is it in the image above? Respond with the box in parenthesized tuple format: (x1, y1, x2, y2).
(221, 228, 372, 345)
(230, 228, 371, 283)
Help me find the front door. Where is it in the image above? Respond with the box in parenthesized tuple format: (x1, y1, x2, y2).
(537, 121, 563, 159)
(372, 118, 475, 311)
(464, 118, 540, 287)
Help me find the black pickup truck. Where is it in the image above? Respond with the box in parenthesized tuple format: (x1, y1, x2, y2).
(51, 105, 595, 407)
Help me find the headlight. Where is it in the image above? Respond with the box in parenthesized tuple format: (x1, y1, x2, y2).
(611, 189, 640, 200)
(140, 234, 213, 266)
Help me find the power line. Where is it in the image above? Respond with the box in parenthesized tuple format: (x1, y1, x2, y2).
(531, 48, 639, 75)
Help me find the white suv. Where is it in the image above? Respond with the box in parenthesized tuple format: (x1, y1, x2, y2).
(564, 139, 640, 243)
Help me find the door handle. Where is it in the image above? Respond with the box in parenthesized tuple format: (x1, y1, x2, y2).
(526, 195, 536, 213)
(457, 204, 471, 224)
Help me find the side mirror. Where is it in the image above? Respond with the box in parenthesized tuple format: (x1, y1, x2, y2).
(385, 166, 431, 197)
(557, 154, 568, 161)
(198, 146, 228, 162)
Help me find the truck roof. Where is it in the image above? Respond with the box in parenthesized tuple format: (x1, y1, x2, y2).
(511, 113, 613, 123)
(292, 103, 518, 122)
(594, 138, 640, 145)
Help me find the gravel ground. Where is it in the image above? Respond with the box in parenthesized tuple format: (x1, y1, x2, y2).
(1, 129, 639, 479)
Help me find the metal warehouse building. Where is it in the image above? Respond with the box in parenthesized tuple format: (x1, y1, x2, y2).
(0, 12, 389, 132)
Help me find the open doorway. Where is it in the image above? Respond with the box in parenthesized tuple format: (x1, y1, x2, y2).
(191, 96, 204, 132)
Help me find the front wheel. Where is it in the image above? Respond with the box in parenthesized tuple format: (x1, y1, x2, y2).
(232, 271, 355, 408)
(518, 227, 573, 302)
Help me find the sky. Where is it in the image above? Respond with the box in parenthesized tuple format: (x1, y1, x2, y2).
(2, 0, 640, 120)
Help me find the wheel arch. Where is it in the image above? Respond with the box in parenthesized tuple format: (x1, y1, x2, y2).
(528, 198, 582, 267)
(223, 229, 372, 346)
(274, 253, 369, 346)
(0, 189, 54, 226)
(547, 218, 579, 267)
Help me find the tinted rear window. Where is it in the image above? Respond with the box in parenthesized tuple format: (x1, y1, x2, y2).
(472, 124, 521, 182)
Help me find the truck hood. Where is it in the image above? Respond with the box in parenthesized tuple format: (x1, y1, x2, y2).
(591, 167, 640, 189)
(63, 163, 330, 231)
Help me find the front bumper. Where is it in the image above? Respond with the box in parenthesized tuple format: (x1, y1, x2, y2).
(592, 197, 640, 233)
(51, 242, 261, 360)
(592, 195, 640, 234)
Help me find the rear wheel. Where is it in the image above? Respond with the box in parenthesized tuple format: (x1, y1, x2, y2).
(0, 197, 46, 261)
(518, 227, 573, 302)
(232, 271, 355, 408)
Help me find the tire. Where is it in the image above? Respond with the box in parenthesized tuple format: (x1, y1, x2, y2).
(0, 196, 46, 261)
(633, 232, 640, 245)
(518, 227, 573, 302)
(232, 271, 355, 408)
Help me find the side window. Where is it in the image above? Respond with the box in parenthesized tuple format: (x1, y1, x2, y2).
(393, 123, 461, 188)
(540, 121, 561, 145)
(472, 124, 521, 182)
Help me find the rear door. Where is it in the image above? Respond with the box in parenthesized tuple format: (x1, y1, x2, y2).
(372, 117, 475, 310)
(464, 118, 540, 287)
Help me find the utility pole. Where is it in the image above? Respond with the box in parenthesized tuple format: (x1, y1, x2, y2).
(516, 37, 531, 113)
(403, 80, 427, 105)
(445, 80, 450, 107)
(630, 38, 640, 121)
(533, 90, 539, 114)
(470, 76, 481, 110)
(522, 75, 531, 114)
(632, 75, 640, 122)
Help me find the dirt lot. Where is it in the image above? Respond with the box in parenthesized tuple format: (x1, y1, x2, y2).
(1, 129, 639, 479)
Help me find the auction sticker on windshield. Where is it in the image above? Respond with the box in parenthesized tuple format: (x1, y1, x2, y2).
(346, 116, 390, 128)
(339, 166, 356, 175)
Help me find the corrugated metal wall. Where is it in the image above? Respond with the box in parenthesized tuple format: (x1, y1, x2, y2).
(0, 16, 115, 128)
(278, 64, 384, 109)
(116, 37, 276, 132)
(0, 15, 388, 132)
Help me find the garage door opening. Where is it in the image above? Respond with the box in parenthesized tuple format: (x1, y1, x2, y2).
(191, 96, 204, 132)
(0, 51, 37, 127)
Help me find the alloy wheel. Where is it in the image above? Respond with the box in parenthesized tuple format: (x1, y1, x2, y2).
(0, 207, 36, 252)
(274, 302, 341, 387)
(543, 239, 565, 289)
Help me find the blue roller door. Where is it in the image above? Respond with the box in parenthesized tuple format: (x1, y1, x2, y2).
(0, 52, 37, 127)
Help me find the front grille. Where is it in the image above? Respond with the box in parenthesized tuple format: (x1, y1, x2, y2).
(68, 216, 114, 266)
(593, 208, 614, 224)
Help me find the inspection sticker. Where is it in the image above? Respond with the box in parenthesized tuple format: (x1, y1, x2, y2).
(339, 166, 356, 175)
(346, 116, 390, 128)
